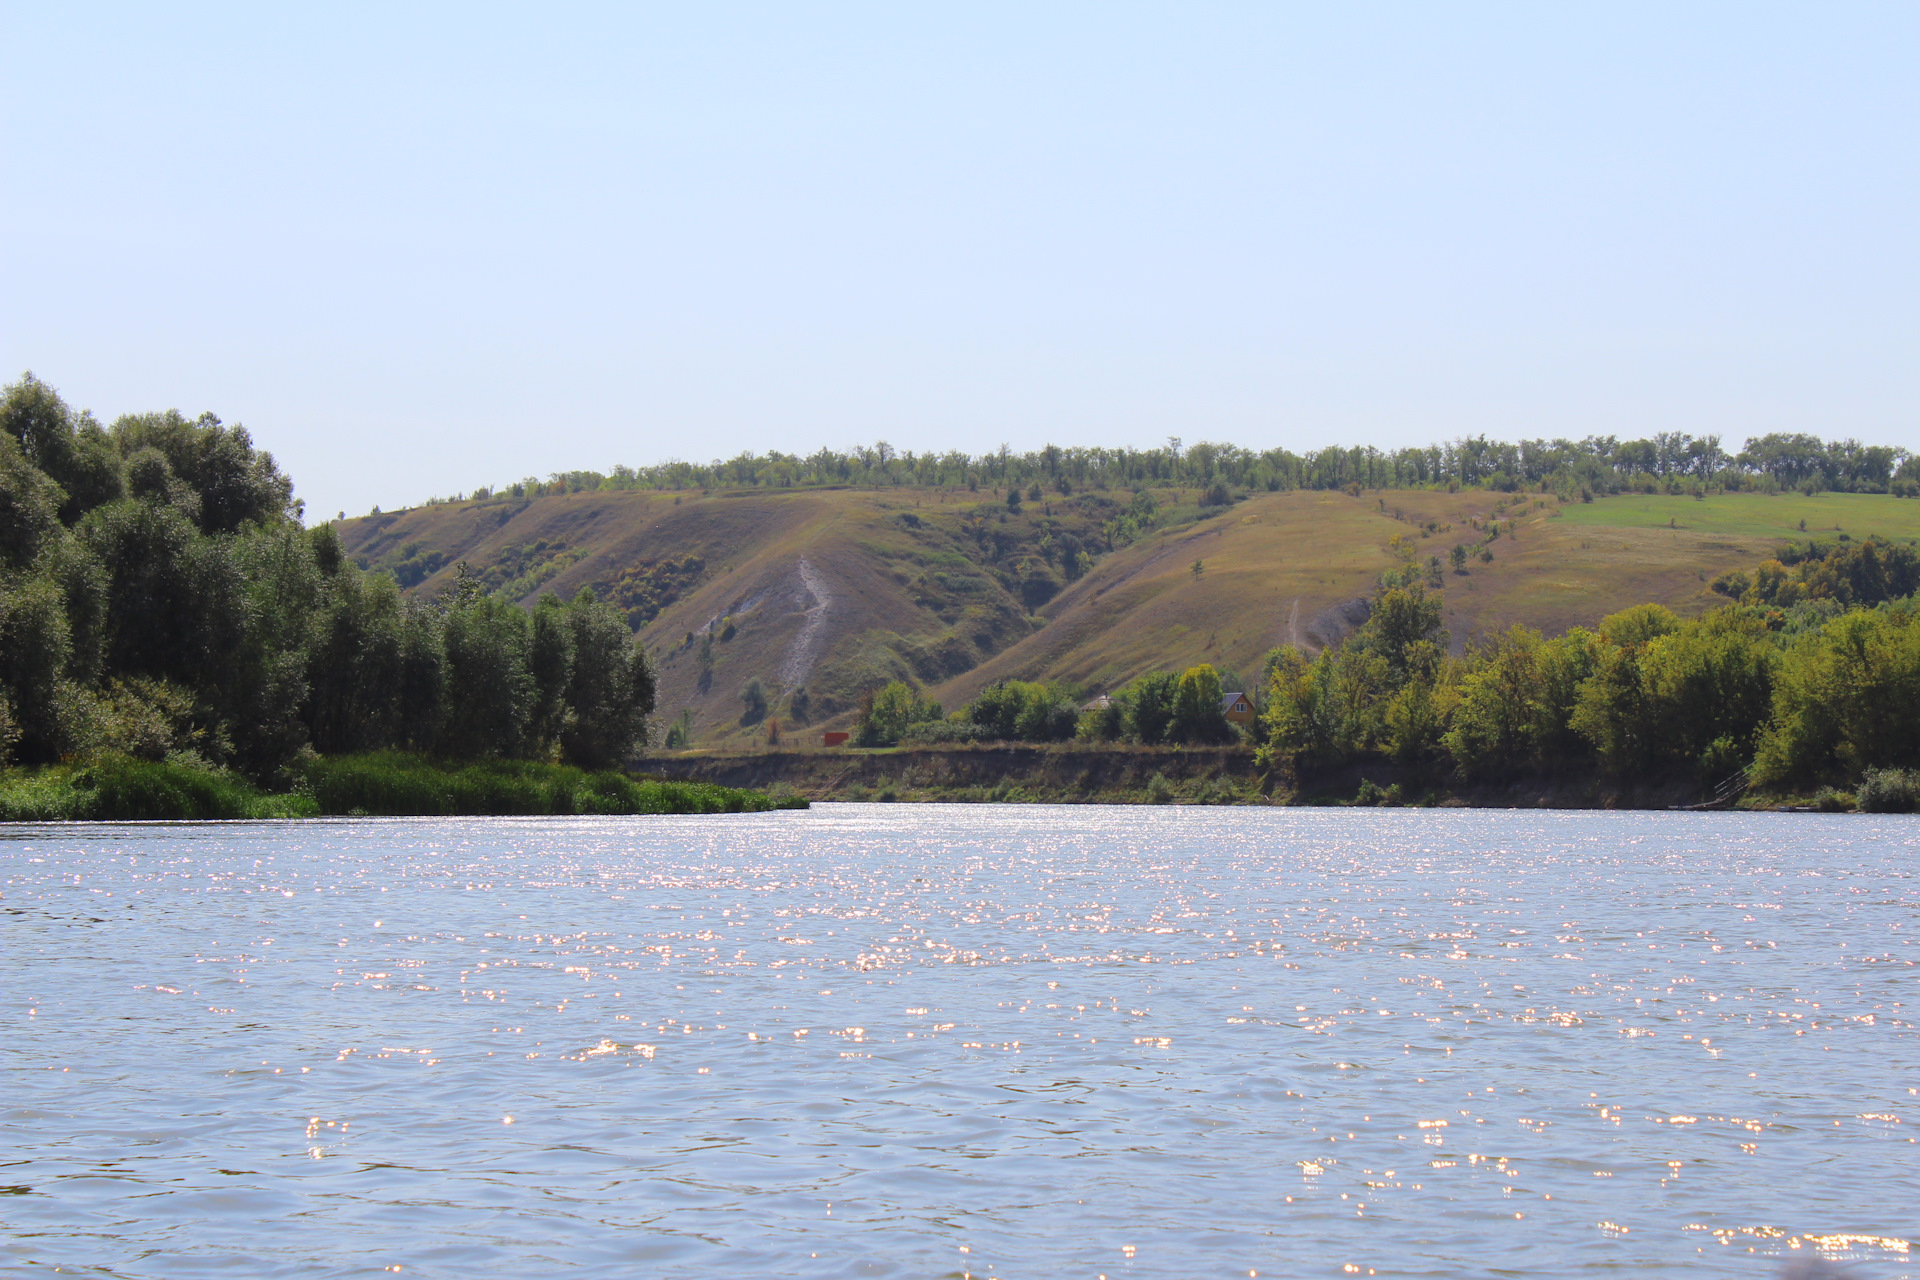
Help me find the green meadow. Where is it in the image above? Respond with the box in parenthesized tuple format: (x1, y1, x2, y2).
(1558, 492, 1920, 542)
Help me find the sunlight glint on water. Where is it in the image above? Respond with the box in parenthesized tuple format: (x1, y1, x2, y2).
(2, 807, 1915, 1278)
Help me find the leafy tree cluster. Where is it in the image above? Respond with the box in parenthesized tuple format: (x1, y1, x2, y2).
(964, 680, 1081, 742)
(1073, 665, 1241, 746)
(409, 429, 1919, 513)
(848, 666, 1246, 748)
(854, 681, 944, 746)
(0, 375, 655, 778)
(313, 566, 656, 770)
(1710, 536, 1920, 611)
(1253, 578, 1920, 795)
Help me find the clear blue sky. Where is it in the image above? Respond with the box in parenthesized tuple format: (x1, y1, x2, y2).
(4, 2, 1915, 520)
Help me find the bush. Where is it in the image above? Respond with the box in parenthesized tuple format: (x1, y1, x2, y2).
(740, 678, 768, 725)
(898, 720, 987, 745)
(301, 752, 801, 815)
(0, 755, 318, 821)
(83, 757, 285, 819)
(856, 681, 943, 746)
(663, 710, 693, 749)
(1352, 778, 1402, 806)
(1857, 768, 1920, 813)
(1145, 772, 1175, 804)
(965, 680, 1078, 742)
(1814, 788, 1856, 813)
(1194, 775, 1241, 804)
(1076, 699, 1125, 742)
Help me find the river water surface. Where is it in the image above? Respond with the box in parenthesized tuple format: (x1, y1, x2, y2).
(3, 806, 1916, 1278)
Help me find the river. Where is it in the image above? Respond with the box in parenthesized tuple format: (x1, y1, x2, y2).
(3, 806, 1915, 1278)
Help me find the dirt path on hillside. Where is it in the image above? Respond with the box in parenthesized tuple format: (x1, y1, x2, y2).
(776, 558, 833, 688)
(1288, 597, 1300, 649)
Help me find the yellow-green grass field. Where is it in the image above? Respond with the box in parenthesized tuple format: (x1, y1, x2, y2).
(1557, 492, 1920, 542)
(928, 486, 1809, 701)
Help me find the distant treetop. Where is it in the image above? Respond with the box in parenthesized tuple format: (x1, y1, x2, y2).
(412, 431, 1917, 512)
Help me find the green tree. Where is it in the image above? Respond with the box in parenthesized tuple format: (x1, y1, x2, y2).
(528, 593, 577, 752)
(663, 709, 694, 750)
(1335, 647, 1393, 753)
(0, 574, 76, 763)
(224, 521, 323, 776)
(559, 587, 655, 767)
(1259, 645, 1389, 768)
(740, 678, 769, 725)
(858, 680, 941, 746)
(1532, 627, 1600, 764)
(36, 536, 107, 685)
(1569, 605, 1685, 776)
(439, 574, 534, 759)
(1124, 670, 1180, 744)
(965, 680, 1074, 741)
(1381, 664, 1453, 766)
(81, 497, 247, 699)
(1357, 584, 1448, 684)
(966, 681, 1027, 740)
(1598, 603, 1681, 649)
(396, 602, 447, 752)
(1076, 697, 1126, 742)
(1, 374, 124, 522)
(306, 565, 408, 754)
(1796, 537, 1920, 607)
(1256, 646, 1313, 767)
(110, 409, 295, 534)
(1443, 627, 1545, 778)
(1012, 683, 1078, 741)
(1169, 663, 1232, 743)
(1753, 607, 1920, 788)
(1637, 609, 1777, 778)
(0, 432, 67, 571)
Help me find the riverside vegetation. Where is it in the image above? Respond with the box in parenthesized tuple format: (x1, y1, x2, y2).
(0, 374, 793, 818)
(12, 369, 1920, 812)
(825, 535, 1920, 810)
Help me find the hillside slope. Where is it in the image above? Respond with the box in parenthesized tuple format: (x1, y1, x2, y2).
(337, 487, 1920, 746)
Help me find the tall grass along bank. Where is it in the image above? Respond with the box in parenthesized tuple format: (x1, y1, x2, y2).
(303, 753, 801, 816)
(0, 754, 803, 821)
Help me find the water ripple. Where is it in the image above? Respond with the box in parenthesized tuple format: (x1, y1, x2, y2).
(2, 807, 1915, 1278)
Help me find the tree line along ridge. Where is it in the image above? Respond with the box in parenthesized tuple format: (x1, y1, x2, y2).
(394, 431, 1919, 515)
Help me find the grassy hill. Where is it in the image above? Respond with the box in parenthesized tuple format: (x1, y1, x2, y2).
(336, 487, 1920, 747)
